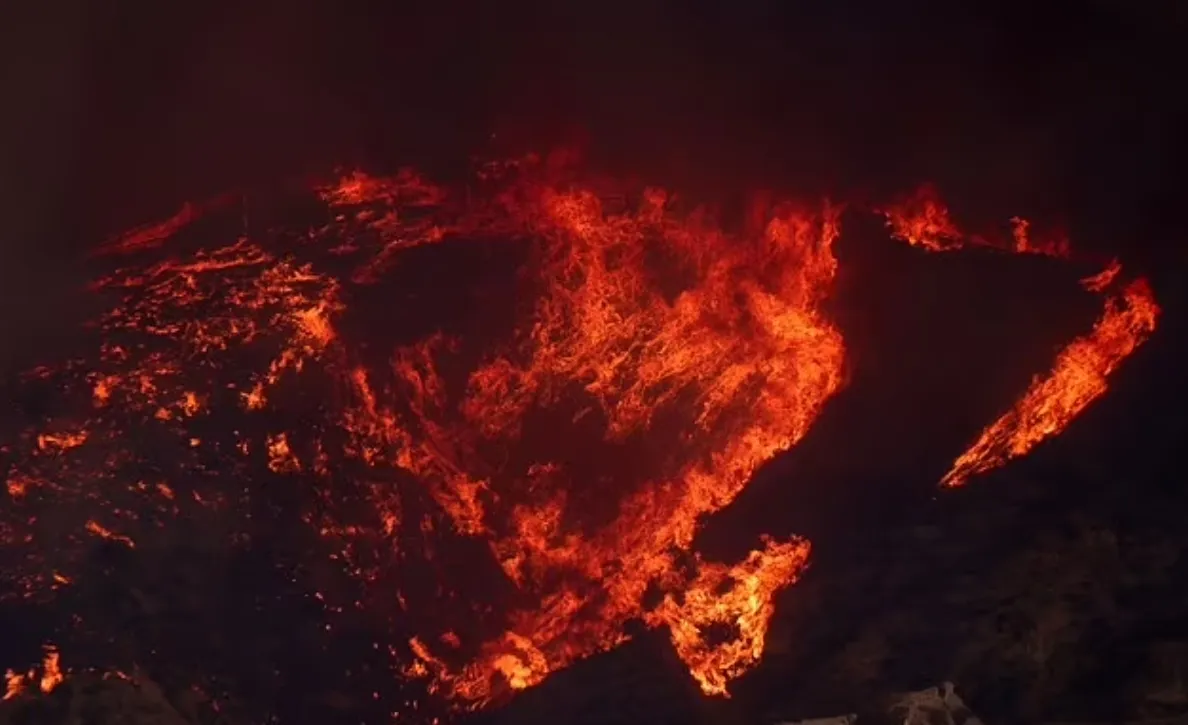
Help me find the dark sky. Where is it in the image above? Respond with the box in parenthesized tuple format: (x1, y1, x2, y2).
(1, 0, 1184, 370)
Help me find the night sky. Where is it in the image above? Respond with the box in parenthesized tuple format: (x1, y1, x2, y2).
(3, 2, 1184, 353)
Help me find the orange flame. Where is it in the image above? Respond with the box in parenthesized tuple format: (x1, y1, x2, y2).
(3, 645, 65, 701)
(2, 672, 24, 701)
(0, 156, 1160, 715)
(39, 647, 63, 694)
(883, 187, 1160, 487)
(939, 279, 1158, 487)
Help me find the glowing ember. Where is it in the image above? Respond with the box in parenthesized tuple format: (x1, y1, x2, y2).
(0, 152, 1159, 718)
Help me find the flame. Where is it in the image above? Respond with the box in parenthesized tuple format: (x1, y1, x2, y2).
(0, 155, 1160, 717)
(2, 672, 23, 701)
(36, 431, 88, 453)
(938, 278, 1158, 487)
(39, 647, 63, 694)
(94, 194, 239, 256)
(3, 645, 65, 701)
(883, 189, 1160, 487)
(85, 519, 136, 548)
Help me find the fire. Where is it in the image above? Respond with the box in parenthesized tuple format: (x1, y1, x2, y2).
(882, 189, 1160, 487)
(38, 648, 63, 694)
(938, 278, 1158, 487)
(3, 646, 65, 701)
(267, 433, 301, 473)
(0, 152, 1159, 717)
(85, 519, 136, 548)
(36, 431, 88, 453)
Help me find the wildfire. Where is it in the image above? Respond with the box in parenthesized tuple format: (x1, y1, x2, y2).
(0, 152, 1159, 718)
(882, 188, 1159, 486)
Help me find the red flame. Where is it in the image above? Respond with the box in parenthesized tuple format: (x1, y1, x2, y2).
(882, 188, 1159, 487)
(0, 154, 1159, 716)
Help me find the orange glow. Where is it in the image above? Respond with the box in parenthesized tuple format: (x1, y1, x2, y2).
(36, 431, 88, 453)
(2, 646, 65, 701)
(267, 433, 301, 473)
(2, 671, 24, 701)
(883, 188, 1159, 487)
(0, 155, 1160, 715)
(38, 647, 63, 694)
(85, 520, 136, 548)
(939, 279, 1158, 487)
(880, 184, 964, 251)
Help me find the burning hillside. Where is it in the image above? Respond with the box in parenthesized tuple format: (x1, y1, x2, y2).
(0, 152, 1159, 721)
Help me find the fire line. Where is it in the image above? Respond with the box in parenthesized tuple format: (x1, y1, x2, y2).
(0, 152, 1159, 716)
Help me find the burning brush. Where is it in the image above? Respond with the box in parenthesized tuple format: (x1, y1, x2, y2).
(0, 152, 1158, 720)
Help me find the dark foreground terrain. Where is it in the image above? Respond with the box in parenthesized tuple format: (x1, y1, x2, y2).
(4, 412, 1186, 725)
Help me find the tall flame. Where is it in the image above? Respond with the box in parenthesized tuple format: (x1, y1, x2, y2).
(332, 181, 841, 701)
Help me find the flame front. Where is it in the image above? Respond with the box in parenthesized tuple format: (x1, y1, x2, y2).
(883, 186, 1159, 487)
(332, 181, 841, 701)
(0, 155, 1159, 717)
